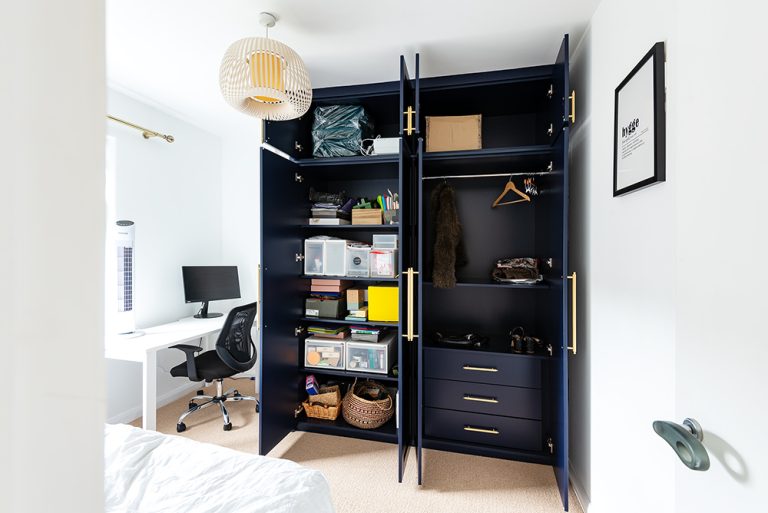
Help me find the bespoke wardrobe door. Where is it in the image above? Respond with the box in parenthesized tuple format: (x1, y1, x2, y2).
(397, 137, 417, 482)
(415, 138, 424, 485)
(400, 54, 420, 136)
(550, 33, 571, 511)
(258, 148, 306, 456)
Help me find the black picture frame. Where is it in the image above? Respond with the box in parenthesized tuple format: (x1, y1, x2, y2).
(613, 42, 666, 197)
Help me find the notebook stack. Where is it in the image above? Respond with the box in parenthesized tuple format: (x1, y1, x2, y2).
(309, 200, 353, 225)
(311, 279, 353, 299)
(307, 325, 349, 340)
(345, 305, 368, 322)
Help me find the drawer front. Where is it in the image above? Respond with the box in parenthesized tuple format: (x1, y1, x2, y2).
(424, 347, 541, 388)
(424, 378, 542, 420)
(424, 407, 542, 452)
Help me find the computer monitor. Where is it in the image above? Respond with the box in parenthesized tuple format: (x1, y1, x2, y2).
(182, 266, 241, 319)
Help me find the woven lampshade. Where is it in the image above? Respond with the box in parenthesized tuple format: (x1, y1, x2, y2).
(219, 36, 312, 121)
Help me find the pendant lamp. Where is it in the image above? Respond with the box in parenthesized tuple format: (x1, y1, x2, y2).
(219, 12, 312, 121)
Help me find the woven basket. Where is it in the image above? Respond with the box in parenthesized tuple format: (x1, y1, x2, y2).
(342, 380, 394, 429)
(303, 385, 341, 421)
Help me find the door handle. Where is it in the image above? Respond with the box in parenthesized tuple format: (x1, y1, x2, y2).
(401, 267, 419, 342)
(463, 394, 498, 404)
(404, 106, 415, 135)
(653, 418, 710, 471)
(567, 272, 577, 354)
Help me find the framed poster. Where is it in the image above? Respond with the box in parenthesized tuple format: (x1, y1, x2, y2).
(613, 42, 666, 196)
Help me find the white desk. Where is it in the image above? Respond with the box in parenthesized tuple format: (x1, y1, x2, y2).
(105, 316, 226, 430)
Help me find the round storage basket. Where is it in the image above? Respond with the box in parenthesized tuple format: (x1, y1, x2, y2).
(342, 380, 394, 429)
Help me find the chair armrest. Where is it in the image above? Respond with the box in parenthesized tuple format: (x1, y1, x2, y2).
(170, 344, 203, 382)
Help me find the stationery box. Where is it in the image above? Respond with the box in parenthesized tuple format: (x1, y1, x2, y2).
(305, 297, 344, 319)
(426, 115, 482, 152)
(345, 333, 397, 374)
(346, 244, 371, 278)
(304, 337, 345, 370)
(352, 209, 382, 225)
(368, 285, 399, 322)
(304, 237, 348, 277)
(370, 248, 398, 278)
(347, 288, 367, 310)
(372, 234, 398, 250)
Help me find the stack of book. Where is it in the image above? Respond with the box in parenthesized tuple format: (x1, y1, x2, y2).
(307, 325, 349, 340)
(311, 279, 352, 299)
(309, 202, 352, 225)
(345, 305, 368, 322)
(349, 326, 382, 343)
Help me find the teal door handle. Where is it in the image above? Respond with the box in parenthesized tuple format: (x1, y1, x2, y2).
(653, 418, 710, 471)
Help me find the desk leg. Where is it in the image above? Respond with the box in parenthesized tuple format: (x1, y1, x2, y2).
(143, 351, 157, 431)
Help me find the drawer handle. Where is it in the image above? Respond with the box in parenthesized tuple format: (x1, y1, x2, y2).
(463, 394, 498, 404)
(464, 425, 499, 435)
(463, 365, 498, 373)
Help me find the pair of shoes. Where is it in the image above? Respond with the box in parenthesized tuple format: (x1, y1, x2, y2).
(523, 336, 542, 355)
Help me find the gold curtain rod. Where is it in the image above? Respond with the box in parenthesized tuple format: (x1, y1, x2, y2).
(107, 115, 174, 143)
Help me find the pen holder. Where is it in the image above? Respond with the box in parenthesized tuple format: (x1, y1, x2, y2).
(383, 209, 399, 225)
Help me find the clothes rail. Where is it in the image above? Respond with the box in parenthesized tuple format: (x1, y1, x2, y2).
(422, 170, 552, 181)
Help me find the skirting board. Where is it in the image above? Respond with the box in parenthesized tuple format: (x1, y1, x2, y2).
(569, 462, 591, 512)
(107, 381, 202, 425)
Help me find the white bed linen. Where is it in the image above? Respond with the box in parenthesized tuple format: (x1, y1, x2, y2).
(105, 423, 335, 513)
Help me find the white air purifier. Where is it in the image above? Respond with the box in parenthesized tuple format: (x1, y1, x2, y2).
(115, 220, 137, 335)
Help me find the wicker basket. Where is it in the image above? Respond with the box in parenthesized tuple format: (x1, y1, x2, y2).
(303, 385, 341, 421)
(342, 380, 394, 429)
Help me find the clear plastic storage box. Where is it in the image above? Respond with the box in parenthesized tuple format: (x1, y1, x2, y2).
(304, 337, 345, 369)
(344, 333, 397, 374)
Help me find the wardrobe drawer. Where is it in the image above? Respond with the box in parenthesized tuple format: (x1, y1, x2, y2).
(424, 378, 542, 419)
(423, 347, 541, 388)
(424, 407, 542, 452)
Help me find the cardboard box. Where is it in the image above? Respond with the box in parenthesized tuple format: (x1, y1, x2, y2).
(352, 209, 382, 225)
(347, 288, 368, 310)
(368, 285, 399, 322)
(426, 115, 482, 152)
(305, 297, 344, 319)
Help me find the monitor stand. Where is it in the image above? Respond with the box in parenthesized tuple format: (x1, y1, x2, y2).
(194, 301, 223, 319)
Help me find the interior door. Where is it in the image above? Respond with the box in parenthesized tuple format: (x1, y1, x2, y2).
(397, 137, 416, 482)
(400, 54, 420, 137)
(552, 34, 571, 511)
(258, 148, 306, 455)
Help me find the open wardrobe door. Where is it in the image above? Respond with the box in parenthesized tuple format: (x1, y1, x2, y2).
(550, 33, 571, 511)
(258, 148, 305, 456)
(400, 54, 420, 137)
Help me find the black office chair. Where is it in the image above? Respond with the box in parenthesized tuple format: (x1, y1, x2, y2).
(170, 302, 259, 432)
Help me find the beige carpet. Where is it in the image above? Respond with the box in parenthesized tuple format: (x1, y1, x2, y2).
(131, 379, 583, 513)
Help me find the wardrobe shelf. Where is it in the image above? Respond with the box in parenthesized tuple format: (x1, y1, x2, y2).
(299, 366, 399, 382)
(300, 317, 399, 328)
(300, 224, 399, 230)
(301, 275, 399, 282)
(296, 415, 398, 444)
(422, 145, 554, 162)
(295, 154, 399, 167)
(422, 280, 549, 289)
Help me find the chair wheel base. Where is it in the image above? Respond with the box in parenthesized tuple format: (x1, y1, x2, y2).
(196, 390, 204, 396)
(188, 402, 198, 410)
(176, 422, 186, 433)
(223, 423, 232, 431)
(255, 404, 260, 413)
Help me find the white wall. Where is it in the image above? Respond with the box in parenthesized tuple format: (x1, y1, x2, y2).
(673, 2, 768, 511)
(0, 1, 105, 512)
(106, 89, 224, 422)
(569, 0, 678, 511)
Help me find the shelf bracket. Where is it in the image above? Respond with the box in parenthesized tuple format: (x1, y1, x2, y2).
(547, 437, 555, 454)
(295, 253, 305, 262)
(294, 326, 306, 337)
(547, 84, 554, 99)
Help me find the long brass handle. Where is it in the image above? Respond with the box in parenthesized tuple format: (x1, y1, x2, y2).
(464, 425, 499, 435)
(404, 106, 415, 135)
(569, 90, 576, 124)
(402, 267, 419, 341)
(568, 272, 577, 354)
(463, 394, 498, 404)
(462, 365, 498, 373)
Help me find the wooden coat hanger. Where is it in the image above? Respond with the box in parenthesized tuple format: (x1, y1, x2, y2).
(492, 176, 531, 207)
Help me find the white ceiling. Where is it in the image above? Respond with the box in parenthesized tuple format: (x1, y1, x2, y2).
(107, 0, 600, 137)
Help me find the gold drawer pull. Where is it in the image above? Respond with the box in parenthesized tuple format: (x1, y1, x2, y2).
(463, 365, 498, 373)
(463, 394, 498, 404)
(464, 425, 499, 435)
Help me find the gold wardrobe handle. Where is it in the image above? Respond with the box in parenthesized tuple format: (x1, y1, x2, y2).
(568, 272, 577, 354)
(464, 425, 499, 435)
(404, 106, 415, 135)
(462, 365, 498, 373)
(463, 394, 498, 404)
(569, 90, 576, 124)
(402, 267, 419, 342)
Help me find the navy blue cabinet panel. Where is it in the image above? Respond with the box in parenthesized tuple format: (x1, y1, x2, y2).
(400, 54, 420, 136)
(258, 148, 307, 455)
(423, 347, 542, 388)
(415, 138, 425, 485)
(423, 378, 542, 419)
(424, 408, 542, 452)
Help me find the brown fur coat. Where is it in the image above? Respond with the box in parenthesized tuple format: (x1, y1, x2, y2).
(430, 182, 467, 288)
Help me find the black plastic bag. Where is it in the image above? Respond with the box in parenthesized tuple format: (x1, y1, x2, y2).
(312, 105, 374, 157)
